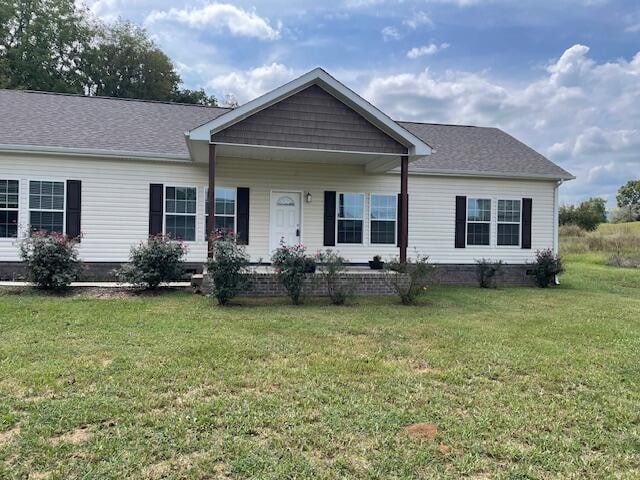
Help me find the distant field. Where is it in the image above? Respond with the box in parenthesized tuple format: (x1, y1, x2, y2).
(560, 221, 640, 259)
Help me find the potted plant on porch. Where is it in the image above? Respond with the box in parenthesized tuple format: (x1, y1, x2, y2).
(369, 255, 384, 270)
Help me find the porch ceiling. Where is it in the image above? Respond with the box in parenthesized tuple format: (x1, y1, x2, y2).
(188, 139, 408, 173)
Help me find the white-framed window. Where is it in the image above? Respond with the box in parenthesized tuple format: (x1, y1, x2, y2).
(165, 186, 196, 241)
(370, 193, 396, 244)
(467, 198, 491, 246)
(205, 187, 236, 239)
(497, 199, 521, 246)
(337, 193, 364, 244)
(0, 180, 19, 238)
(29, 180, 65, 233)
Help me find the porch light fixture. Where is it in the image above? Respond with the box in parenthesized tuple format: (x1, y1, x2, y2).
(305, 191, 312, 203)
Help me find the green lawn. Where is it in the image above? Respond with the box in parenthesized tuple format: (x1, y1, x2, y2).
(1, 257, 639, 479)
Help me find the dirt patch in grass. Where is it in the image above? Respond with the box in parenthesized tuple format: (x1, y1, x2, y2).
(404, 422, 438, 440)
(50, 426, 91, 445)
(143, 451, 212, 479)
(29, 471, 52, 480)
(0, 426, 21, 446)
(409, 360, 442, 374)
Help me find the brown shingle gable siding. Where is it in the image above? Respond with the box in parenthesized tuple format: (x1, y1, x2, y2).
(212, 85, 407, 154)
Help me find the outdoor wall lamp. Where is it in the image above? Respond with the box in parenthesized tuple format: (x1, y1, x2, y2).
(305, 191, 312, 203)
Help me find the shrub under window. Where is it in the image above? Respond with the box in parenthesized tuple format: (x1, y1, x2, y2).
(19, 231, 81, 291)
(116, 235, 187, 289)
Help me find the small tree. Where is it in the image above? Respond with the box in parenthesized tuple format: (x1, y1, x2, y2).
(207, 232, 252, 305)
(530, 249, 565, 288)
(611, 205, 640, 223)
(384, 255, 433, 305)
(271, 243, 311, 305)
(559, 197, 607, 231)
(476, 259, 503, 288)
(616, 179, 640, 212)
(116, 235, 186, 289)
(19, 231, 82, 291)
(316, 249, 354, 305)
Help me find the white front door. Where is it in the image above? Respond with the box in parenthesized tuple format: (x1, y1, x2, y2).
(270, 191, 302, 252)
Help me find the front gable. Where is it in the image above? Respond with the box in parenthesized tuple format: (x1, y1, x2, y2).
(211, 84, 407, 154)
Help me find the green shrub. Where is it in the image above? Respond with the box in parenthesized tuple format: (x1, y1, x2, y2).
(19, 231, 82, 291)
(384, 255, 433, 305)
(316, 249, 354, 305)
(271, 243, 311, 305)
(530, 249, 565, 288)
(476, 258, 503, 288)
(116, 235, 186, 290)
(207, 232, 252, 305)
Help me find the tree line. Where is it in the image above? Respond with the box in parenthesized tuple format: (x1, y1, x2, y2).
(0, 0, 217, 105)
(560, 179, 640, 231)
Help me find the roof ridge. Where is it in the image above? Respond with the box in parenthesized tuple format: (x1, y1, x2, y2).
(397, 120, 481, 128)
(0, 88, 232, 110)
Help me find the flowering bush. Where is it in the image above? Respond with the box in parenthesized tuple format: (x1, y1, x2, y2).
(384, 254, 433, 305)
(116, 235, 186, 290)
(271, 242, 312, 304)
(316, 249, 354, 305)
(207, 231, 252, 305)
(19, 231, 82, 291)
(530, 249, 565, 288)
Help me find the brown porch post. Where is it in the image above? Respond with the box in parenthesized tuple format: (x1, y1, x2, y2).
(206, 143, 216, 258)
(400, 154, 409, 263)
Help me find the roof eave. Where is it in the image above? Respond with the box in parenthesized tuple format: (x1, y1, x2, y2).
(401, 167, 575, 181)
(0, 144, 192, 163)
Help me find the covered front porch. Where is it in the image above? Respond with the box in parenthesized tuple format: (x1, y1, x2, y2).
(185, 67, 431, 264)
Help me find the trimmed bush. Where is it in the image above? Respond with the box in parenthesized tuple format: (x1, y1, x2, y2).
(19, 231, 82, 291)
(316, 249, 354, 305)
(476, 258, 503, 288)
(271, 243, 311, 305)
(530, 249, 565, 288)
(116, 235, 186, 290)
(384, 255, 433, 305)
(207, 232, 252, 305)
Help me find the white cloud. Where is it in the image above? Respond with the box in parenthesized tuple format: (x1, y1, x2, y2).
(381, 26, 401, 41)
(407, 42, 449, 58)
(403, 11, 434, 29)
(206, 63, 299, 103)
(362, 44, 640, 205)
(145, 3, 281, 40)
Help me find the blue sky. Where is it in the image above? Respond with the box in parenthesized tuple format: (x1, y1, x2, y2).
(85, 0, 640, 206)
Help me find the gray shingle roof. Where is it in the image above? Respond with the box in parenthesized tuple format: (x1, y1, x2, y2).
(0, 89, 572, 179)
(0, 89, 230, 157)
(398, 122, 573, 179)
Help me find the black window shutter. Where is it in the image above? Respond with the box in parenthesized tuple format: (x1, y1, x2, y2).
(522, 197, 532, 249)
(65, 180, 81, 239)
(455, 196, 467, 248)
(149, 184, 164, 236)
(323, 191, 336, 246)
(236, 187, 250, 245)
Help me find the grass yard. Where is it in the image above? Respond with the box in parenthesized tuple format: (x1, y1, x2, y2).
(1, 241, 640, 478)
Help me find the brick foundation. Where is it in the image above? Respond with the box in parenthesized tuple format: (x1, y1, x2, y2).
(0, 262, 203, 282)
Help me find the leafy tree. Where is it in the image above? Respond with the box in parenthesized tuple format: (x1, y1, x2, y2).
(171, 88, 218, 106)
(616, 179, 640, 221)
(559, 197, 607, 231)
(1, 5, 217, 104)
(0, 0, 94, 92)
(87, 22, 180, 101)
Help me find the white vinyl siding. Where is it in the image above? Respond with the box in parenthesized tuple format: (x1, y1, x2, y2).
(0, 154, 557, 264)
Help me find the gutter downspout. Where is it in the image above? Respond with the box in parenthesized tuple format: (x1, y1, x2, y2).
(553, 180, 563, 285)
